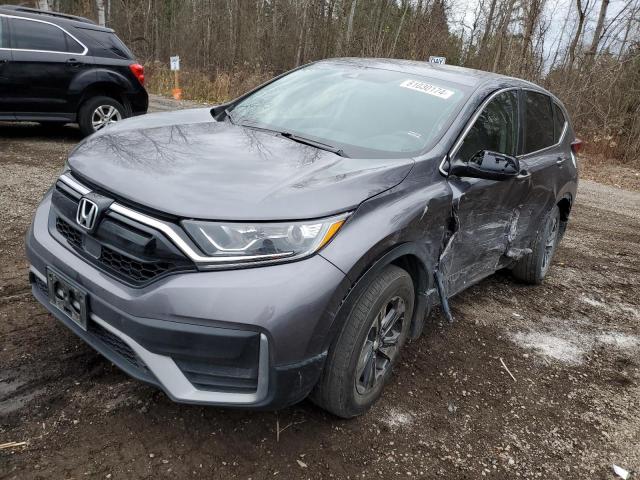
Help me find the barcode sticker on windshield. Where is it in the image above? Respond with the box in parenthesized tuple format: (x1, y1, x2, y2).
(399, 80, 454, 99)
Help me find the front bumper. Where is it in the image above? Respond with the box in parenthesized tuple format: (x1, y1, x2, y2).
(26, 192, 348, 409)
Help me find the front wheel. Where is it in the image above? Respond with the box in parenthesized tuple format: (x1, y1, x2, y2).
(511, 204, 561, 284)
(78, 96, 127, 136)
(311, 265, 414, 418)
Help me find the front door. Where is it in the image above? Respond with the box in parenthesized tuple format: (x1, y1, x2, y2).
(5, 15, 89, 121)
(441, 89, 529, 296)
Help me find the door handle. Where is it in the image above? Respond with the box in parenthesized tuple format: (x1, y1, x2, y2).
(66, 58, 81, 67)
(556, 156, 568, 165)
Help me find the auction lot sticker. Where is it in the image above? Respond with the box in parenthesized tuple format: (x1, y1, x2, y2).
(400, 79, 454, 99)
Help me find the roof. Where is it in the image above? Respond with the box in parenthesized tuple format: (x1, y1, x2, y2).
(320, 57, 541, 91)
(0, 5, 113, 32)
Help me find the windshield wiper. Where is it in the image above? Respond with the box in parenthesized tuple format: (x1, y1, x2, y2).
(279, 132, 348, 158)
(229, 121, 348, 158)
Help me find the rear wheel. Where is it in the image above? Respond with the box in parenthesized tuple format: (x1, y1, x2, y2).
(511, 205, 561, 284)
(311, 265, 414, 418)
(78, 96, 126, 136)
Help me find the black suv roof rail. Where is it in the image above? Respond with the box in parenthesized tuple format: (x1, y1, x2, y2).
(0, 5, 97, 25)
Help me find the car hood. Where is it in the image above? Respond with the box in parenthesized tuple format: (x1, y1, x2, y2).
(67, 108, 415, 220)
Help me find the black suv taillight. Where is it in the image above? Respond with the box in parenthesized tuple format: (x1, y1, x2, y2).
(129, 63, 145, 86)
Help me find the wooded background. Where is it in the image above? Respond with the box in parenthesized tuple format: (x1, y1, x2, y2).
(27, 0, 640, 161)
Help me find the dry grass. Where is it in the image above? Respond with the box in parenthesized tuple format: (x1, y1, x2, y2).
(579, 154, 640, 192)
(144, 64, 272, 104)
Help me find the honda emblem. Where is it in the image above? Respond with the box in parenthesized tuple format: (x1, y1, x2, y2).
(76, 198, 99, 231)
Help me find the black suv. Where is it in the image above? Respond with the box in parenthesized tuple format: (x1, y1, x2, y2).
(0, 5, 147, 135)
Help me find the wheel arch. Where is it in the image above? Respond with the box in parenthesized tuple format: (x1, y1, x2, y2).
(319, 242, 435, 358)
(77, 82, 131, 115)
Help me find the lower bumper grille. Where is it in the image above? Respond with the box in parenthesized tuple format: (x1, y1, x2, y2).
(88, 322, 148, 373)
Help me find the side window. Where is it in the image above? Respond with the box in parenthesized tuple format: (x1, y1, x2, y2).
(0, 17, 7, 48)
(553, 103, 566, 143)
(524, 91, 554, 153)
(456, 90, 518, 161)
(65, 34, 85, 54)
(10, 18, 68, 52)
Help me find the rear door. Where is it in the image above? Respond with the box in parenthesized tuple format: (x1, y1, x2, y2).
(6, 15, 90, 120)
(509, 90, 572, 251)
(0, 16, 13, 119)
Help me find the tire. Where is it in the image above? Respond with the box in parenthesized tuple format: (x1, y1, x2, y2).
(78, 96, 127, 136)
(311, 265, 415, 418)
(511, 205, 561, 284)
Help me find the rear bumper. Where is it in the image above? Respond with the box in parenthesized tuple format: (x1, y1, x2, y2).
(126, 88, 148, 116)
(26, 192, 347, 409)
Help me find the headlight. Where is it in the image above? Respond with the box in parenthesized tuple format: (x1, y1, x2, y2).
(182, 213, 349, 266)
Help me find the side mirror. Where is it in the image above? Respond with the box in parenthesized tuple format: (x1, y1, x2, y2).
(449, 150, 520, 181)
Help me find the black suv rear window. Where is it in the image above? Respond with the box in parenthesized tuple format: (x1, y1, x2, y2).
(78, 28, 133, 59)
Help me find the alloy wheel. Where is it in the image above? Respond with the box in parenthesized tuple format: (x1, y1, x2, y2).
(542, 215, 559, 271)
(355, 296, 406, 395)
(91, 105, 122, 131)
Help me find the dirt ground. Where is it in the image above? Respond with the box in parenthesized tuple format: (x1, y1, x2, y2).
(1, 96, 639, 480)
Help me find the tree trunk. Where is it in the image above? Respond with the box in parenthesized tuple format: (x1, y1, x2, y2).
(344, 0, 357, 54)
(390, 0, 409, 57)
(567, 0, 587, 70)
(586, 0, 609, 58)
(492, 0, 516, 72)
(96, 0, 106, 26)
(37, 0, 50, 10)
(479, 0, 497, 53)
(295, 1, 308, 66)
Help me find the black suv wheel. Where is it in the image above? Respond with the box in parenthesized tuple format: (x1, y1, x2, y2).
(78, 96, 127, 136)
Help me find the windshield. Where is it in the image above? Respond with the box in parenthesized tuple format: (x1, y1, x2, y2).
(229, 62, 468, 158)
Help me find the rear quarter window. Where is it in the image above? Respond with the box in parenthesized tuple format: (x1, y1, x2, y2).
(553, 103, 566, 143)
(523, 90, 554, 154)
(77, 28, 133, 59)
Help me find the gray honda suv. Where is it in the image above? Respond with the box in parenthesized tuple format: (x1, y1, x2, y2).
(26, 59, 579, 418)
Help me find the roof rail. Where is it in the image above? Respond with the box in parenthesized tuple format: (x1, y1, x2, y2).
(0, 5, 97, 25)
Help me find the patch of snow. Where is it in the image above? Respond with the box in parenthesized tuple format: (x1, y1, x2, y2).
(383, 408, 414, 428)
(511, 331, 585, 365)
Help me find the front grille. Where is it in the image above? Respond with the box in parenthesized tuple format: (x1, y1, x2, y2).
(100, 245, 175, 284)
(50, 184, 196, 287)
(56, 217, 82, 248)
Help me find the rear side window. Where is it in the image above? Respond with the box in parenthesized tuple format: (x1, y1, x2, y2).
(524, 91, 554, 153)
(553, 104, 566, 143)
(0, 17, 6, 48)
(78, 28, 133, 59)
(455, 90, 519, 161)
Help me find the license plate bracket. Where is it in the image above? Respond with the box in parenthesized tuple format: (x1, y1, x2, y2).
(47, 268, 88, 331)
